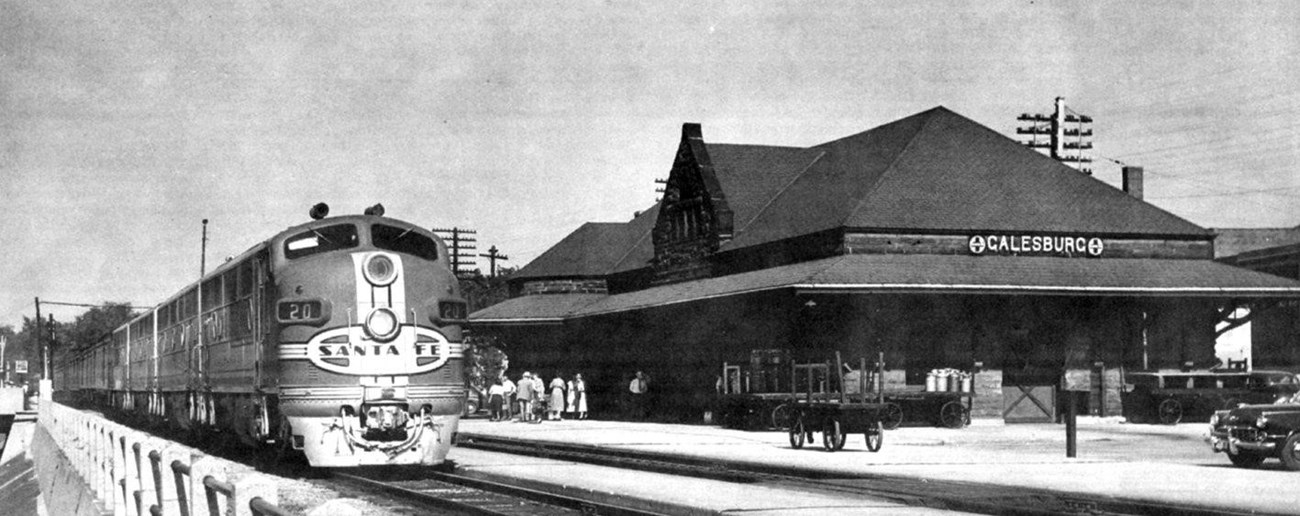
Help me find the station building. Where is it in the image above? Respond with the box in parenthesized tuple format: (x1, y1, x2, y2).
(469, 107, 1300, 423)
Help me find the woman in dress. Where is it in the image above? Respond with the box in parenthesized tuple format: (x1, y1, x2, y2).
(548, 374, 567, 421)
(570, 373, 588, 419)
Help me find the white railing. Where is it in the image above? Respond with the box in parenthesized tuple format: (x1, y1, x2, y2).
(40, 399, 290, 516)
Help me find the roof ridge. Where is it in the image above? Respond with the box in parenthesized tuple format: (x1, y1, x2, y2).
(733, 150, 827, 236)
(840, 109, 940, 226)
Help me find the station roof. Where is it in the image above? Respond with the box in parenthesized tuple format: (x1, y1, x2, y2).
(511, 205, 658, 280)
(508, 107, 1212, 282)
(722, 107, 1210, 250)
(471, 254, 1300, 324)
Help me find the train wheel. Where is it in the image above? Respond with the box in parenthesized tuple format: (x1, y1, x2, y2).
(788, 418, 805, 449)
(939, 401, 970, 428)
(880, 403, 903, 430)
(822, 418, 846, 451)
(865, 421, 884, 452)
(1157, 399, 1183, 425)
(771, 403, 794, 431)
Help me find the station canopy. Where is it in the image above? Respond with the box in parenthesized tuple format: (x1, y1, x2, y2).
(469, 253, 1300, 324)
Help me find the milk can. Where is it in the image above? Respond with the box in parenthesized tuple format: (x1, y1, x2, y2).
(925, 371, 937, 392)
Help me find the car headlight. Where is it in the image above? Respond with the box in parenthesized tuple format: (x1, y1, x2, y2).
(1256, 415, 1269, 429)
(1209, 412, 1221, 427)
(365, 307, 400, 341)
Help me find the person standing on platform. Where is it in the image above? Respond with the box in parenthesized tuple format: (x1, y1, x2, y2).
(548, 374, 566, 421)
(500, 374, 516, 420)
(629, 370, 649, 420)
(516, 372, 535, 422)
(569, 373, 588, 419)
(487, 378, 506, 421)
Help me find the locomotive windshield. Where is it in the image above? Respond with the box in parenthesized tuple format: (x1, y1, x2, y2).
(372, 223, 439, 261)
(285, 223, 359, 259)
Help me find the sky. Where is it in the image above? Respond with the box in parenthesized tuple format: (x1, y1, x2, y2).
(2, 1, 1299, 328)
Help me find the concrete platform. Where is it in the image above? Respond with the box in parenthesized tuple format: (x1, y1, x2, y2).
(452, 417, 1292, 515)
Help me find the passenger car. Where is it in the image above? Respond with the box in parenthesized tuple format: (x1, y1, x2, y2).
(1123, 370, 1300, 425)
(1208, 393, 1300, 470)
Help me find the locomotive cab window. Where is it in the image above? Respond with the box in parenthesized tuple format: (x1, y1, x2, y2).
(372, 224, 438, 261)
(285, 224, 359, 259)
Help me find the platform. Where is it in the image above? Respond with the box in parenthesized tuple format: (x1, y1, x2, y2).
(452, 416, 1289, 515)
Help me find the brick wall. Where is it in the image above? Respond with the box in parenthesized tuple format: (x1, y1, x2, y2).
(519, 279, 608, 296)
(843, 232, 1213, 259)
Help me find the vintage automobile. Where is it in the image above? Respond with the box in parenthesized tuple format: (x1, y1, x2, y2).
(1122, 369, 1300, 425)
(1208, 392, 1300, 470)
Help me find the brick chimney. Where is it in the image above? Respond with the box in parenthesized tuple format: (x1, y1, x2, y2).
(1122, 166, 1144, 200)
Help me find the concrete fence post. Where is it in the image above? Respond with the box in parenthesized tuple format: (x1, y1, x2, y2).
(230, 473, 276, 516)
(150, 445, 190, 516)
(108, 427, 127, 516)
(189, 456, 230, 516)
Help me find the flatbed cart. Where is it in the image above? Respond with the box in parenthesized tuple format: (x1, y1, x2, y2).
(877, 390, 973, 429)
(778, 354, 889, 452)
(785, 400, 887, 452)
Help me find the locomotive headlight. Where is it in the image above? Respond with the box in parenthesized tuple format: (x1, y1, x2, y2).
(364, 254, 397, 286)
(365, 307, 400, 341)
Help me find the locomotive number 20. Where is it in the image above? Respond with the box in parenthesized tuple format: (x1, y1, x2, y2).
(278, 300, 324, 322)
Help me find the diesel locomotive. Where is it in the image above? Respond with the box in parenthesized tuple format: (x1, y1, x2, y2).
(56, 204, 469, 467)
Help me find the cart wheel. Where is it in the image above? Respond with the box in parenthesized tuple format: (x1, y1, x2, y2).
(772, 403, 794, 431)
(788, 418, 805, 449)
(880, 402, 903, 430)
(865, 421, 883, 452)
(939, 401, 970, 428)
(822, 418, 846, 451)
(1157, 399, 1183, 425)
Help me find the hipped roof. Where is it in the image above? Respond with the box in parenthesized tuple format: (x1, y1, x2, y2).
(511, 107, 1210, 282)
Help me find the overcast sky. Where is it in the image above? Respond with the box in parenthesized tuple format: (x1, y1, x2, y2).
(3, 1, 1299, 327)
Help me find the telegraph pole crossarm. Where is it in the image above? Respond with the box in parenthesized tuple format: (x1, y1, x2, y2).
(479, 245, 510, 278)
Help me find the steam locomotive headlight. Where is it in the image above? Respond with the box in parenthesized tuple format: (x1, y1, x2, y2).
(365, 307, 400, 342)
(364, 254, 397, 286)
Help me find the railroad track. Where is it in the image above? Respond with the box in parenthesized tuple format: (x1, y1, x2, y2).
(455, 433, 1256, 516)
(333, 467, 664, 516)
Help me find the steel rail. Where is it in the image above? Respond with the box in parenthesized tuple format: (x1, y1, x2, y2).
(333, 469, 665, 516)
(456, 433, 1266, 516)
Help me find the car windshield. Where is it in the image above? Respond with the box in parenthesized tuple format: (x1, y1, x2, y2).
(372, 224, 439, 261)
(284, 224, 359, 259)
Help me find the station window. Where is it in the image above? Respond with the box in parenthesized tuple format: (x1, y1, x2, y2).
(372, 224, 438, 261)
(285, 224, 358, 260)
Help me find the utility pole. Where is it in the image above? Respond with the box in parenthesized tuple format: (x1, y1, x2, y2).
(33, 297, 41, 382)
(45, 314, 54, 381)
(1017, 97, 1094, 174)
(478, 245, 510, 278)
(431, 227, 478, 277)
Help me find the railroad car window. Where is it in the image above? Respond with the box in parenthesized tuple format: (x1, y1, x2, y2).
(237, 261, 255, 297)
(372, 224, 438, 261)
(285, 224, 358, 259)
(202, 277, 222, 312)
(182, 289, 197, 319)
(224, 269, 239, 304)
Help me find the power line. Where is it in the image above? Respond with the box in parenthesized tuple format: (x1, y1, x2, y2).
(38, 300, 151, 310)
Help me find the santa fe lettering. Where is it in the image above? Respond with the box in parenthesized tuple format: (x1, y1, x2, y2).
(317, 344, 441, 357)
